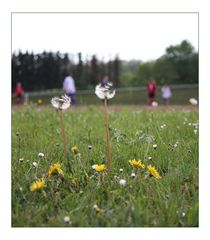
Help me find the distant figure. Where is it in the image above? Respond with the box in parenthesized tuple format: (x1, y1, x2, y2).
(63, 73, 76, 105)
(15, 82, 24, 104)
(147, 80, 157, 105)
(101, 75, 109, 86)
(161, 84, 172, 105)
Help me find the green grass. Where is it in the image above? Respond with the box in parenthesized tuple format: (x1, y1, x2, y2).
(12, 105, 198, 227)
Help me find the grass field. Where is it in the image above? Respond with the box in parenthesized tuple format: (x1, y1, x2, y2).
(12, 105, 198, 227)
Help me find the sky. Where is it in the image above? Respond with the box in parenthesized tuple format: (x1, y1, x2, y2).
(12, 13, 198, 62)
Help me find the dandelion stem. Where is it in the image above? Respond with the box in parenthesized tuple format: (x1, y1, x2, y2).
(60, 110, 67, 154)
(104, 98, 111, 175)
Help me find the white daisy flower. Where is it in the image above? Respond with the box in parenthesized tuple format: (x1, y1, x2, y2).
(51, 95, 71, 110)
(189, 98, 198, 105)
(148, 156, 152, 161)
(38, 152, 44, 158)
(95, 82, 116, 100)
(119, 179, 126, 186)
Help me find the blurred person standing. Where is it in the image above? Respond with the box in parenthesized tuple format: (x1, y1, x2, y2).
(147, 80, 157, 105)
(63, 73, 76, 105)
(101, 75, 109, 86)
(161, 84, 172, 105)
(15, 82, 24, 105)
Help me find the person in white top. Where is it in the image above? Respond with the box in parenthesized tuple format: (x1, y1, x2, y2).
(161, 84, 172, 105)
(63, 73, 76, 104)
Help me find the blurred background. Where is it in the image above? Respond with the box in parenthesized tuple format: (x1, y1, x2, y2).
(11, 13, 198, 105)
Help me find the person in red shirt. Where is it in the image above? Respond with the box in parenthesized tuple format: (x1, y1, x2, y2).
(15, 82, 24, 104)
(147, 80, 157, 104)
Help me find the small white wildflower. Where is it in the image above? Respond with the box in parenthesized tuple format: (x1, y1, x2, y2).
(174, 143, 178, 148)
(88, 145, 92, 150)
(194, 129, 198, 134)
(189, 98, 198, 105)
(148, 156, 152, 161)
(152, 101, 158, 107)
(38, 152, 44, 158)
(119, 168, 123, 173)
(182, 212, 186, 217)
(160, 125, 164, 129)
(130, 173, 136, 179)
(19, 186, 23, 192)
(153, 144, 157, 149)
(119, 179, 126, 186)
(188, 123, 192, 126)
(95, 82, 116, 100)
(51, 95, 71, 110)
(32, 162, 38, 168)
(19, 158, 24, 162)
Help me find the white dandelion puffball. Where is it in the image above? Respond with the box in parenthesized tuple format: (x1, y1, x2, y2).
(32, 162, 38, 168)
(119, 179, 126, 186)
(153, 144, 157, 149)
(152, 101, 158, 107)
(189, 98, 198, 105)
(95, 82, 116, 100)
(38, 152, 44, 158)
(88, 145, 92, 150)
(93, 204, 99, 209)
(92, 164, 98, 169)
(130, 173, 136, 179)
(64, 216, 70, 223)
(51, 95, 71, 110)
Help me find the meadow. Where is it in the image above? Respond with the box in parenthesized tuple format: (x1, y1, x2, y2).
(12, 104, 198, 227)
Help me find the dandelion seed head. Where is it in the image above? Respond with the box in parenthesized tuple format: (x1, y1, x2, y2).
(153, 144, 157, 149)
(38, 152, 44, 158)
(119, 179, 126, 186)
(148, 156, 152, 161)
(152, 101, 158, 107)
(95, 82, 116, 100)
(130, 173, 136, 179)
(32, 162, 38, 168)
(189, 98, 198, 105)
(51, 95, 71, 110)
(64, 216, 70, 223)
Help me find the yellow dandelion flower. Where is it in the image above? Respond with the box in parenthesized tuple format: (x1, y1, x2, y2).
(147, 164, 162, 179)
(95, 164, 106, 172)
(71, 145, 78, 154)
(30, 178, 45, 192)
(47, 163, 63, 177)
(129, 159, 145, 169)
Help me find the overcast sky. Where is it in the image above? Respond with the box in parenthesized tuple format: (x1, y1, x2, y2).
(12, 13, 198, 62)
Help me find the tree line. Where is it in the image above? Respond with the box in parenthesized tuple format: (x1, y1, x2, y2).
(12, 40, 198, 92)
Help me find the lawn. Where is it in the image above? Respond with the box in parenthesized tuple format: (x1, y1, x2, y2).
(12, 104, 198, 227)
